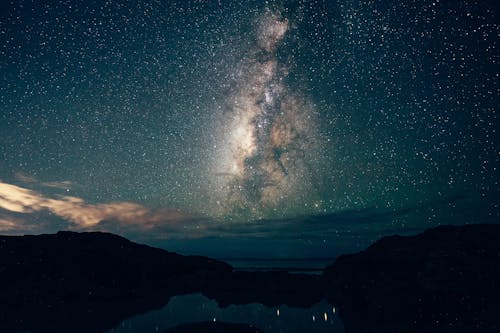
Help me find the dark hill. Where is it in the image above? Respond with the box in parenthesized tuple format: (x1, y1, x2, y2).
(323, 224, 500, 332)
(3, 224, 499, 333)
(0, 231, 232, 332)
(0, 230, 322, 333)
(0, 230, 231, 294)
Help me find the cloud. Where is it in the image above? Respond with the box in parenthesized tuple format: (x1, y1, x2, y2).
(14, 172, 73, 190)
(0, 181, 191, 234)
(0, 176, 471, 244)
(0, 217, 17, 232)
(177, 195, 469, 240)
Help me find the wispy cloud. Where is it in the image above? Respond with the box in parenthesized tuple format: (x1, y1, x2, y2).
(0, 175, 471, 242)
(0, 217, 17, 232)
(0, 181, 191, 234)
(14, 172, 73, 190)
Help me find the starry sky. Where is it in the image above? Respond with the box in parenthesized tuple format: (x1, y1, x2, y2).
(0, 0, 498, 257)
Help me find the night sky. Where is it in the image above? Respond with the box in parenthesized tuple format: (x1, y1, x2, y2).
(0, 0, 498, 257)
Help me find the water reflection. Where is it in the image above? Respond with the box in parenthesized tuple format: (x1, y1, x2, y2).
(106, 294, 344, 333)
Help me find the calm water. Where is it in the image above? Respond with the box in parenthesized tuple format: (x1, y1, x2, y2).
(225, 258, 335, 274)
(106, 293, 343, 333)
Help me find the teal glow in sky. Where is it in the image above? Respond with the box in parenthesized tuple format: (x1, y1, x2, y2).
(0, 0, 498, 255)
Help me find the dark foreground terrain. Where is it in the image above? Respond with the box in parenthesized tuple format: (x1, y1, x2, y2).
(1, 224, 499, 332)
(0, 231, 322, 332)
(324, 224, 500, 333)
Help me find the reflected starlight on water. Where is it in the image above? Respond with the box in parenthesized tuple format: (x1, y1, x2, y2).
(106, 294, 343, 333)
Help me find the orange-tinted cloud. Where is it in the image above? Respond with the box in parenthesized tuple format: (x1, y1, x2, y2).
(0, 217, 17, 232)
(14, 172, 73, 190)
(0, 181, 187, 232)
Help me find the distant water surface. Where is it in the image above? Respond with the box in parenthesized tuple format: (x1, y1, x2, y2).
(106, 293, 343, 333)
(224, 258, 335, 274)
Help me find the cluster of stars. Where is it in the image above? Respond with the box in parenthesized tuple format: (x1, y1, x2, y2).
(0, 0, 497, 228)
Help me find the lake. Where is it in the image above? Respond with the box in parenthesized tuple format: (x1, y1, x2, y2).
(106, 293, 343, 333)
(225, 258, 335, 274)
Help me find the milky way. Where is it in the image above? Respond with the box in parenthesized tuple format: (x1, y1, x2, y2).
(0, 0, 498, 239)
(209, 9, 322, 219)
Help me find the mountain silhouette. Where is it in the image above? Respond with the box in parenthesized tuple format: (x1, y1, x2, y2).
(323, 224, 500, 332)
(1, 224, 499, 332)
(0, 230, 321, 332)
(0, 231, 231, 332)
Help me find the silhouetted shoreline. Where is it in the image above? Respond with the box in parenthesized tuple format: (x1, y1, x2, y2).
(324, 224, 500, 332)
(1, 224, 499, 332)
